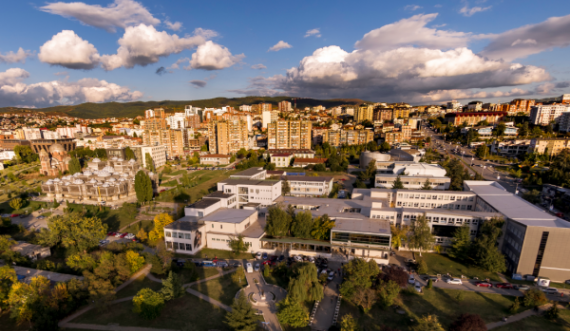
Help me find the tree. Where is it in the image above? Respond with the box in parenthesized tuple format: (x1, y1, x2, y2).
(145, 153, 156, 172)
(509, 297, 520, 314)
(228, 235, 248, 257)
(160, 271, 184, 301)
(426, 279, 433, 289)
(66, 253, 98, 271)
(132, 288, 164, 319)
(449, 314, 487, 331)
(377, 280, 400, 308)
(282, 179, 291, 196)
(266, 163, 276, 171)
(412, 315, 444, 331)
(201, 144, 208, 152)
(313, 163, 326, 172)
(14, 145, 38, 163)
(291, 211, 314, 239)
(471, 217, 506, 273)
(421, 178, 432, 190)
(475, 144, 489, 159)
(0, 265, 17, 312)
(380, 266, 408, 287)
(408, 214, 434, 256)
(392, 175, 404, 189)
(416, 258, 428, 275)
(380, 142, 391, 152)
(9, 198, 23, 211)
(52, 198, 60, 209)
(287, 263, 323, 303)
(277, 298, 309, 328)
(546, 302, 559, 320)
(523, 288, 547, 307)
(447, 225, 471, 262)
(68, 158, 82, 175)
(136, 228, 148, 242)
(265, 205, 292, 237)
(125, 250, 145, 273)
(225, 291, 258, 331)
(340, 258, 379, 308)
(311, 214, 335, 240)
(340, 314, 359, 331)
(8, 276, 51, 325)
(37, 214, 107, 253)
(232, 267, 246, 286)
(125, 147, 135, 160)
(134, 170, 153, 204)
(390, 224, 408, 249)
(496, 123, 506, 138)
(150, 213, 173, 240)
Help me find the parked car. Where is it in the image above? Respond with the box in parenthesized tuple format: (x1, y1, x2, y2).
(246, 263, 253, 273)
(10, 214, 19, 217)
(262, 252, 268, 260)
(37, 215, 45, 219)
(495, 283, 514, 289)
(278, 255, 285, 262)
(202, 260, 217, 267)
(328, 271, 335, 281)
(408, 274, 415, 284)
(98, 240, 109, 246)
(114, 232, 122, 238)
(119, 232, 128, 238)
(414, 281, 422, 293)
(217, 260, 228, 268)
(19, 214, 27, 218)
(255, 309, 263, 316)
(175, 259, 186, 267)
(308, 256, 315, 263)
(125, 233, 135, 239)
(262, 260, 274, 266)
(475, 281, 493, 288)
(514, 285, 530, 291)
(406, 258, 416, 264)
(445, 278, 463, 285)
(293, 255, 303, 262)
(541, 287, 559, 295)
(255, 252, 262, 260)
(421, 275, 439, 282)
(254, 263, 260, 272)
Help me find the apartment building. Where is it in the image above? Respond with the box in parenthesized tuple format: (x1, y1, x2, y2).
(355, 104, 374, 123)
(267, 120, 312, 150)
(392, 104, 411, 119)
(164, 129, 194, 158)
(285, 176, 334, 197)
(132, 145, 167, 169)
(446, 100, 462, 112)
(445, 112, 506, 126)
(322, 129, 374, 147)
(56, 124, 92, 138)
(529, 104, 570, 126)
(529, 138, 570, 156)
(279, 101, 292, 112)
(22, 128, 42, 140)
(143, 108, 167, 146)
(252, 103, 272, 112)
(383, 131, 403, 145)
(558, 112, 570, 132)
(200, 154, 231, 165)
(467, 102, 483, 111)
(166, 113, 188, 129)
(491, 140, 531, 156)
(207, 120, 249, 155)
(510, 99, 535, 114)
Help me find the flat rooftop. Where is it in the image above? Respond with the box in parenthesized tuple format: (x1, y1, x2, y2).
(204, 191, 235, 199)
(201, 208, 256, 224)
(285, 175, 334, 182)
(334, 218, 391, 234)
(14, 266, 83, 283)
(464, 181, 570, 229)
(230, 167, 265, 177)
(219, 178, 280, 186)
(186, 198, 220, 209)
(164, 217, 202, 231)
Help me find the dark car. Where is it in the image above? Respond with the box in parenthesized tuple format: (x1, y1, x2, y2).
(270, 255, 278, 262)
(495, 283, 514, 289)
(278, 255, 285, 262)
(262, 252, 268, 260)
(421, 275, 439, 282)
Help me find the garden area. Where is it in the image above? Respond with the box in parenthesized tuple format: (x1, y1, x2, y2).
(421, 253, 503, 282)
(191, 270, 244, 306)
(174, 247, 254, 260)
(156, 169, 238, 203)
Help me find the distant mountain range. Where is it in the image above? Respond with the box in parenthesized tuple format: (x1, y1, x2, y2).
(0, 97, 368, 119)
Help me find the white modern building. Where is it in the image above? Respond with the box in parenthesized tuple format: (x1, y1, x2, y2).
(139, 145, 167, 169)
(23, 128, 42, 140)
(530, 104, 570, 126)
(375, 163, 450, 190)
(41, 130, 60, 139)
(167, 113, 188, 129)
(285, 176, 334, 197)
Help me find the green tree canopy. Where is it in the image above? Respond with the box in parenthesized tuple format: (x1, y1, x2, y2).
(225, 291, 258, 331)
(408, 214, 434, 256)
(447, 225, 471, 262)
(287, 263, 323, 304)
(282, 179, 291, 196)
(134, 170, 153, 203)
(68, 157, 82, 175)
(37, 214, 107, 253)
(277, 298, 309, 328)
(145, 153, 156, 172)
(311, 214, 335, 240)
(340, 258, 380, 304)
(471, 217, 506, 273)
(14, 145, 38, 163)
(160, 271, 184, 301)
(228, 235, 248, 257)
(124, 146, 135, 160)
(132, 288, 165, 319)
(392, 175, 404, 189)
(265, 205, 292, 237)
(421, 178, 432, 190)
(291, 210, 314, 239)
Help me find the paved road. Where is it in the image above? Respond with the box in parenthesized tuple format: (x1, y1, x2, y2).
(312, 261, 342, 331)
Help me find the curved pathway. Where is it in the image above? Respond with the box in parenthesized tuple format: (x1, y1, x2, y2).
(486, 303, 561, 330)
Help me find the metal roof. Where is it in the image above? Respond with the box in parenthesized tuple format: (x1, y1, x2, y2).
(201, 208, 257, 224)
(186, 198, 220, 209)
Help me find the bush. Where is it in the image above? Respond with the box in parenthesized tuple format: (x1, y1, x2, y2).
(449, 313, 487, 331)
(380, 267, 408, 287)
(132, 288, 165, 319)
(426, 279, 433, 289)
(417, 258, 428, 275)
(545, 302, 559, 320)
(523, 288, 547, 307)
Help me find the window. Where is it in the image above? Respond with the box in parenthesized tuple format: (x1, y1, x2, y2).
(172, 232, 177, 238)
(220, 225, 223, 229)
(186, 243, 192, 250)
(173, 242, 179, 250)
(178, 232, 183, 239)
(212, 224, 214, 228)
(470, 230, 477, 235)
(455, 205, 460, 210)
(166, 241, 172, 248)
(179, 243, 185, 250)
(467, 205, 472, 210)
(165, 232, 172, 237)
(465, 219, 471, 224)
(185, 233, 191, 239)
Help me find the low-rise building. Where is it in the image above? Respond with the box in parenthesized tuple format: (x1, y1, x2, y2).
(292, 157, 328, 168)
(270, 153, 293, 168)
(284, 176, 334, 197)
(200, 154, 231, 166)
(375, 163, 450, 190)
(491, 140, 531, 156)
(265, 149, 315, 159)
(529, 138, 570, 156)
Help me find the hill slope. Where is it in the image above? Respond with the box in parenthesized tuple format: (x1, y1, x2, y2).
(0, 97, 368, 119)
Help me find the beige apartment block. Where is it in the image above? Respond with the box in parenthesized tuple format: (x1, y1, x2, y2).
(267, 120, 312, 150)
(529, 138, 570, 156)
(207, 120, 248, 155)
(355, 104, 374, 123)
(322, 129, 374, 147)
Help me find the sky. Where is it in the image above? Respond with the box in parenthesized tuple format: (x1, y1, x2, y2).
(1, 0, 570, 108)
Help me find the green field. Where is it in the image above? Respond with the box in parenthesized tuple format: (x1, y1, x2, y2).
(72, 292, 231, 330)
(493, 308, 570, 331)
(116, 274, 163, 299)
(156, 170, 238, 203)
(161, 179, 179, 187)
(191, 271, 244, 306)
(174, 247, 254, 260)
(341, 287, 521, 330)
(422, 253, 503, 282)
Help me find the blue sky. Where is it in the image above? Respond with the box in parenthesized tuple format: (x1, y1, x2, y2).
(1, 0, 570, 108)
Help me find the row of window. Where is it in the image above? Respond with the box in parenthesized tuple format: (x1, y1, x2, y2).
(506, 235, 522, 252)
(165, 231, 191, 239)
(378, 181, 445, 186)
(507, 224, 525, 240)
(166, 241, 192, 251)
(404, 215, 479, 225)
(371, 214, 396, 220)
(397, 201, 473, 210)
(397, 193, 474, 201)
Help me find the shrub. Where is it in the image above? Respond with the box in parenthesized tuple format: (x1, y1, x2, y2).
(426, 279, 433, 289)
(132, 288, 164, 319)
(523, 288, 547, 307)
(449, 313, 487, 331)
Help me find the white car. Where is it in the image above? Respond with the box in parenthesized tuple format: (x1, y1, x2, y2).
(445, 278, 463, 285)
(308, 256, 315, 263)
(541, 287, 559, 295)
(328, 271, 335, 281)
(414, 281, 422, 293)
(125, 233, 135, 239)
(293, 255, 303, 262)
(246, 263, 253, 273)
(408, 274, 415, 284)
(254, 263, 260, 272)
(114, 232, 122, 238)
(255, 252, 262, 260)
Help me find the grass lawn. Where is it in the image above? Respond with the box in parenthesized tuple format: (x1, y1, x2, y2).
(0, 312, 29, 331)
(116, 274, 162, 298)
(161, 179, 179, 187)
(170, 170, 186, 176)
(191, 272, 244, 306)
(422, 253, 502, 282)
(73, 292, 230, 330)
(493, 308, 570, 331)
(341, 287, 520, 331)
(174, 247, 254, 260)
(156, 170, 238, 203)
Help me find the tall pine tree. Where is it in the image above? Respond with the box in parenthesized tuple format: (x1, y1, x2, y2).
(225, 291, 258, 331)
(392, 175, 404, 189)
(160, 271, 184, 301)
(68, 157, 82, 174)
(134, 170, 153, 203)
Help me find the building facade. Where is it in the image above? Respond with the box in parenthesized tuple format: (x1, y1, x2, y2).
(267, 120, 312, 150)
(530, 104, 570, 126)
(207, 120, 249, 155)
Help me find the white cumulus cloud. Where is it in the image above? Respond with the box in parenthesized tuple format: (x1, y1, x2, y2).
(100, 25, 217, 70)
(165, 20, 182, 31)
(305, 29, 321, 38)
(0, 68, 142, 107)
(40, 0, 160, 33)
(268, 41, 292, 52)
(38, 30, 101, 69)
(480, 14, 570, 61)
(459, 2, 492, 17)
(188, 41, 244, 70)
(355, 13, 490, 51)
(251, 64, 267, 70)
(0, 48, 34, 64)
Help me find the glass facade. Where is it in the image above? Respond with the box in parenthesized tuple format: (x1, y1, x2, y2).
(331, 231, 390, 247)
